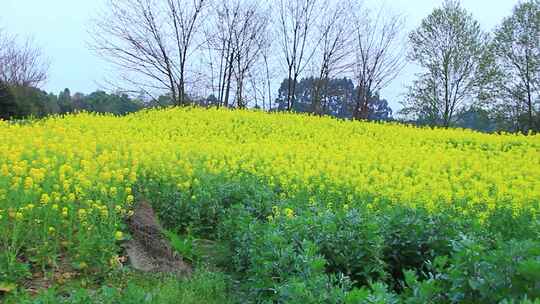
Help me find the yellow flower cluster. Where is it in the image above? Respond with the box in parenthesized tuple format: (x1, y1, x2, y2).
(0, 107, 539, 271)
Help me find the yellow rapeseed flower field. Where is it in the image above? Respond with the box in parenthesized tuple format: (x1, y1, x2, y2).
(0, 107, 539, 284)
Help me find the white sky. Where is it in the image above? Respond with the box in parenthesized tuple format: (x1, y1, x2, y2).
(1, 0, 519, 110)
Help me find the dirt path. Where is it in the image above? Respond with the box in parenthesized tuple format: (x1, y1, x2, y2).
(125, 201, 192, 275)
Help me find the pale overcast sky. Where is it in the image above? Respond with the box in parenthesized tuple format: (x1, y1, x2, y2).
(1, 0, 518, 110)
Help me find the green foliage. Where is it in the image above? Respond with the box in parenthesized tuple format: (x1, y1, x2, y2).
(274, 77, 394, 121)
(9, 86, 51, 118)
(73, 91, 144, 115)
(163, 230, 199, 263)
(402, 0, 489, 128)
(400, 269, 444, 304)
(0, 85, 144, 120)
(379, 207, 460, 288)
(139, 167, 540, 303)
(396, 237, 540, 304)
(0, 81, 17, 120)
(454, 106, 497, 133)
(291, 209, 386, 285)
(479, 0, 540, 133)
(443, 237, 540, 303)
(146, 171, 276, 237)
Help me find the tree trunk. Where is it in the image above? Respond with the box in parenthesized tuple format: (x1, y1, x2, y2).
(527, 84, 533, 132)
(178, 77, 185, 105)
(525, 53, 534, 132)
(224, 56, 234, 108)
(286, 67, 293, 111)
(353, 84, 363, 120)
(359, 89, 370, 120)
(354, 83, 370, 120)
(265, 56, 272, 111)
(237, 77, 244, 108)
(312, 79, 322, 115)
(290, 73, 299, 111)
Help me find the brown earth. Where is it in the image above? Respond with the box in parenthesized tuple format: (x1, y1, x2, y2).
(124, 201, 192, 275)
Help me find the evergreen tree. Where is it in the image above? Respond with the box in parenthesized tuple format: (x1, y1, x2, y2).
(275, 77, 393, 120)
(58, 88, 73, 114)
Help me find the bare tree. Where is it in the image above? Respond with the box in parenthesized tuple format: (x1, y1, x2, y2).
(205, 0, 269, 108)
(0, 29, 49, 88)
(206, 1, 238, 107)
(311, 1, 353, 115)
(0, 28, 6, 62)
(90, 0, 206, 106)
(350, 3, 405, 120)
(231, 3, 269, 108)
(258, 30, 275, 110)
(278, 0, 320, 111)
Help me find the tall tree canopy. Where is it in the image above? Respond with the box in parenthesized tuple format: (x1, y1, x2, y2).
(401, 0, 488, 128)
(480, 0, 540, 133)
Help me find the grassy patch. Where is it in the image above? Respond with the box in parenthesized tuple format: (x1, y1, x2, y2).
(2, 268, 232, 304)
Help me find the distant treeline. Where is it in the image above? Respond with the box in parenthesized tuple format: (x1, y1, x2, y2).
(0, 77, 513, 134)
(0, 84, 144, 119)
(1, 76, 395, 122)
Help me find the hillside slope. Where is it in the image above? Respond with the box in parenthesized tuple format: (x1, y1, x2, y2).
(1, 108, 539, 302)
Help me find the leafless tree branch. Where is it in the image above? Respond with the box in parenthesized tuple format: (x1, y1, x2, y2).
(89, 0, 206, 105)
(0, 29, 49, 88)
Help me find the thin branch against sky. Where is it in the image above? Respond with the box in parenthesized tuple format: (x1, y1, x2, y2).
(0, 0, 518, 110)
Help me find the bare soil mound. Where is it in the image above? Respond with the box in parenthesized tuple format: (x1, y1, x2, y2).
(125, 201, 192, 275)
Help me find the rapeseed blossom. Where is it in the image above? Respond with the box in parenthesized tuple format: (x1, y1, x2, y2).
(0, 107, 539, 280)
